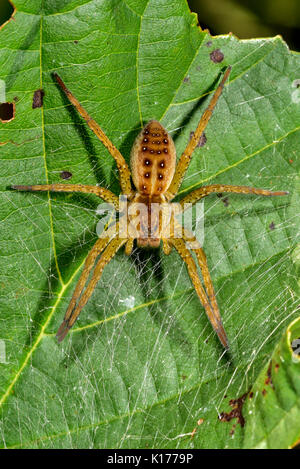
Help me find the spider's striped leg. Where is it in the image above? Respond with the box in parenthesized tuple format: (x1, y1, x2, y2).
(11, 184, 119, 209)
(167, 66, 232, 200)
(57, 235, 127, 342)
(178, 225, 227, 345)
(179, 184, 289, 208)
(57, 222, 119, 342)
(162, 239, 172, 255)
(169, 236, 228, 349)
(53, 73, 133, 197)
(124, 238, 134, 256)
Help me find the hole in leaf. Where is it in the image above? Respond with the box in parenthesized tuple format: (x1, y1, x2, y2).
(0, 1, 15, 28)
(0, 102, 15, 122)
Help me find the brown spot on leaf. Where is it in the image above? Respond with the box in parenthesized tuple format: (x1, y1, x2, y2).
(265, 361, 274, 389)
(275, 363, 280, 373)
(249, 392, 254, 399)
(0, 102, 15, 122)
(191, 418, 204, 439)
(216, 193, 229, 207)
(219, 392, 248, 434)
(13, 96, 19, 102)
(74, 40, 79, 44)
(32, 89, 45, 109)
(262, 389, 267, 396)
(60, 171, 72, 180)
(183, 76, 190, 83)
(269, 221, 275, 231)
(206, 41, 212, 47)
(210, 49, 224, 63)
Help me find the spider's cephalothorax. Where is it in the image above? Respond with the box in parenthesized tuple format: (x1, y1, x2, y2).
(12, 68, 289, 348)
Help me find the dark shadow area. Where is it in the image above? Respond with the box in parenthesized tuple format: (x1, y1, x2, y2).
(5, 19, 40, 93)
(187, 0, 300, 52)
(0, 0, 14, 27)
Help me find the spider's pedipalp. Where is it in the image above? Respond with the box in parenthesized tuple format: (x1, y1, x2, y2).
(130, 120, 176, 196)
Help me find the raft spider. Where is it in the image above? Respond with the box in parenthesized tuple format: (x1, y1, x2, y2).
(12, 67, 288, 347)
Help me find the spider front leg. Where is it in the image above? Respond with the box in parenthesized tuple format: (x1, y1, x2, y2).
(169, 236, 228, 349)
(167, 66, 232, 200)
(53, 73, 133, 197)
(11, 183, 120, 209)
(57, 231, 126, 342)
(179, 184, 289, 208)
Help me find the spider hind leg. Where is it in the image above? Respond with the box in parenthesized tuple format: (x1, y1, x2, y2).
(57, 230, 125, 342)
(170, 236, 228, 349)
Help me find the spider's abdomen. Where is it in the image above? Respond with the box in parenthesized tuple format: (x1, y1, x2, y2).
(130, 120, 176, 196)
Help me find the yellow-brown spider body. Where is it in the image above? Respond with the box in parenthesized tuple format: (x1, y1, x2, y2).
(130, 120, 176, 197)
(129, 120, 176, 248)
(12, 68, 288, 347)
(127, 193, 164, 248)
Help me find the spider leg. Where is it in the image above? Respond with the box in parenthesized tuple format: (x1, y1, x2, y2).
(11, 183, 119, 209)
(178, 225, 226, 344)
(53, 73, 133, 197)
(57, 221, 119, 340)
(179, 184, 289, 208)
(167, 67, 232, 199)
(124, 238, 134, 255)
(169, 236, 228, 349)
(57, 235, 126, 342)
(162, 239, 172, 255)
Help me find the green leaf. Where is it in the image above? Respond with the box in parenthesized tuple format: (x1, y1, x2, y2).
(243, 317, 300, 449)
(0, 0, 299, 449)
